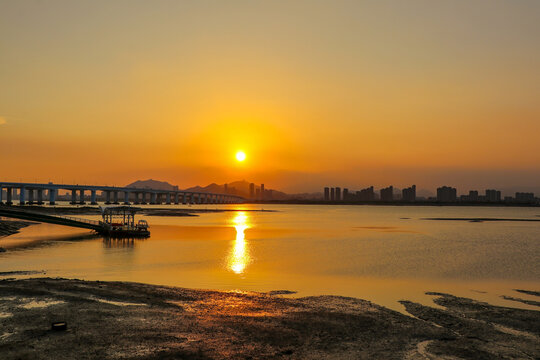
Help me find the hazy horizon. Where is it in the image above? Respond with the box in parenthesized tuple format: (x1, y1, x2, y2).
(1, 0, 539, 193)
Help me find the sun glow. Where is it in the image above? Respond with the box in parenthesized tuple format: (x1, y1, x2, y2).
(235, 151, 246, 162)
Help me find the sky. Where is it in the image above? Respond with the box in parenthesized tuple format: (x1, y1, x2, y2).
(1, 0, 539, 194)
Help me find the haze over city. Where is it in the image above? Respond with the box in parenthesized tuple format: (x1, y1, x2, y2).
(1, 0, 540, 193)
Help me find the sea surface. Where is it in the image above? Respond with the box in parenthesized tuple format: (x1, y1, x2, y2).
(1, 204, 539, 313)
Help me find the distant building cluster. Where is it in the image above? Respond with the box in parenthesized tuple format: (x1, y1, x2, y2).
(321, 185, 538, 204)
(246, 183, 271, 201)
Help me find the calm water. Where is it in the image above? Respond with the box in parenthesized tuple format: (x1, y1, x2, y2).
(1, 204, 539, 313)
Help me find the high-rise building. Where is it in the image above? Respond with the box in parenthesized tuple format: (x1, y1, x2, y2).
(249, 183, 255, 199)
(255, 188, 261, 199)
(343, 188, 349, 201)
(515, 192, 535, 203)
(469, 190, 479, 201)
(358, 186, 375, 201)
(380, 186, 393, 201)
(402, 185, 416, 202)
(330, 187, 335, 201)
(324, 187, 330, 201)
(260, 184, 265, 200)
(437, 186, 457, 202)
(335, 187, 341, 201)
(485, 189, 501, 202)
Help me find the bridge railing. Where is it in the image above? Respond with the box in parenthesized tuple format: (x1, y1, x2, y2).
(53, 214, 101, 226)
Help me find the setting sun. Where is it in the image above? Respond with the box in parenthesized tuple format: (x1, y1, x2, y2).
(235, 151, 246, 162)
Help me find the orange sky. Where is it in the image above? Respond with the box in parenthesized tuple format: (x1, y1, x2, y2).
(1, 1, 539, 193)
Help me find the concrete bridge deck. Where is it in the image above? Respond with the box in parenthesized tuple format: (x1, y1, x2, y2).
(0, 182, 244, 206)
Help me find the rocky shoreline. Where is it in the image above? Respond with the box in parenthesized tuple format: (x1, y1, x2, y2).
(0, 278, 538, 359)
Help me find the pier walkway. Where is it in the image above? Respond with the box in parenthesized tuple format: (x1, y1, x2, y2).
(0, 207, 101, 231)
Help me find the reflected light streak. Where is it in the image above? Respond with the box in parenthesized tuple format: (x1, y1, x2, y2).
(228, 212, 251, 274)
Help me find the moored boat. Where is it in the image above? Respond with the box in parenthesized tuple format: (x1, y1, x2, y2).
(98, 206, 150, 237)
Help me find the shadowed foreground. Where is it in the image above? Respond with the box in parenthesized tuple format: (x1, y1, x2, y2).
(0, 278, 538, 359)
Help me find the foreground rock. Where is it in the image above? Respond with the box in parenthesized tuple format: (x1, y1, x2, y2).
(0, 278, 538, 359)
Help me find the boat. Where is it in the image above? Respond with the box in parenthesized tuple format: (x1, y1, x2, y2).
(98, 206, 150, 237)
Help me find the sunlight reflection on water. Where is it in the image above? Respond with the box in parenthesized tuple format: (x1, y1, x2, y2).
(228, 212, 251, 274)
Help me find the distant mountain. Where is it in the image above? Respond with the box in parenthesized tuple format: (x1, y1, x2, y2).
(184, 180, 293, 199)
(126, 179, 320, 200)
(126, 179, 178, 191)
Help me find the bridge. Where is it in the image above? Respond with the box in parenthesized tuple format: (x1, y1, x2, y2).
(0, 182, 244, 206)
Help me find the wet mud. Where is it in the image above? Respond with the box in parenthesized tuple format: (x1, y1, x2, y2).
(0, 278, 538, 359)
(0, 220, 36, 238)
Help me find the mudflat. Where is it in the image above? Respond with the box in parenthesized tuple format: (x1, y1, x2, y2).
(0, 220, 35, 238)
(0, 278, 538, 359)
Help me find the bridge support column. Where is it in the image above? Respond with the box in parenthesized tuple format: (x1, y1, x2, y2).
(174, 193, 179, 204)
(19, 187, 26, 205)
(37, 189, 43, 205)
(49, 189, 56, 205)
(133, 193, 139, 205)
(70, 189, 77, 205)
(113, 191, 119, 204)
(79, 189, 85, 205)
(28, 189, 34, 205)
(91, 190, 97, 205)
(6, 188, 13, 205)
(141, 192, 147, 205)
(0, 186, 3, 204)
(150, 193, 157, 205)
(124, 191, 130, 205)
(166, 193, 171, 204)
(105, 191, 111, 204)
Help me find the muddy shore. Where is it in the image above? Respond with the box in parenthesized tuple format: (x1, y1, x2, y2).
(0, 220, 36, 238)
(0, 278, 538, 359)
